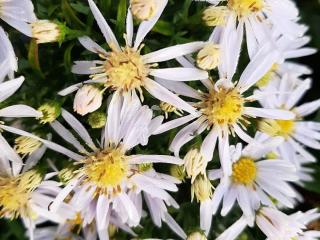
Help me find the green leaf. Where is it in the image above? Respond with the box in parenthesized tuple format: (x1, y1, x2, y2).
(61, 0, 86, 29)
(116, 0, 127, 37)
(153, 20, 175, 36)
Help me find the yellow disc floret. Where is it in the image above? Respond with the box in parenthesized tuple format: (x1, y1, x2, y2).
(82, 148, 128, 190)
(228, 0, 264, 17)
(92, 46, 150, 95)
(14, 136, 42, 155)
(232, 157, 257, 185)
(199, 87, 245, 127)
(0, 170, 42, 219)
(203, 6, 229, 26)
(259, 119, 295, 139)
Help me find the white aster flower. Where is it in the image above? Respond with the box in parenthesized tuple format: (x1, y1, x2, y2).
(0, 142, 73, 240)
(200, 0, 306, 59)
(0, 0, 36, 36)
(155, 41, 294, 176)
(0, 26, 17, 81)
(208, 136, 299, 220)
(60, 0, 208, 115)
(14, 93, 186, 240)
(217, 207, 320, 240)
(257, 75, 320, 165)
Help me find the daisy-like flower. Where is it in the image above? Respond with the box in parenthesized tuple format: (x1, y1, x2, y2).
(0, 0, 36, 36)
(0, 141, 74, 240)
(0, 26, 17, 80)
(206, 136, 298, 229)
(200, 0, 306, 59)
(14, 92, 187, 239)
(156, 40, 294, 176)
(60, 0, 208, 115)
(257, 75, 320, 165)
(217, 207, 320, 240)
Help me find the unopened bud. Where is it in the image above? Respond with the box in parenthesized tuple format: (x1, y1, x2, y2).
(184, 149, 207, 183)
(203, 6, 229, 26)
(37, 101, 61, 124)
(32, 20, 66, 44)
(196, 43, 220, 70)
(191, 175, 213, 202)
(88, 111, 107, 129)
(187, 232, 207, 240)
(73, 85, 103, 116)
(130, 0, 157, 21)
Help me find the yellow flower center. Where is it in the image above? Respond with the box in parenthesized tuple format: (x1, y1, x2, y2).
(203, 6, 229, 26)
(199, 87, 245, 127)
(228, 0, 264, 17)
(92, 46, 150, 95)
(0, 170, 42, 219)
(259, 119, 295, 139)
(256, 64, 279, 88)
(232, 157, 257, 185)
(14, 136, 42, 155)
(81, 148, 129, 190)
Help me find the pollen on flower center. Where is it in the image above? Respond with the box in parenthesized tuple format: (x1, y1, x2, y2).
(0, 170, 42, 219)
(93, 46, 149, 94)
(232, 157, 257, 185)
(199, 87, 245, 126)
(82, 148, 129, 189)
(259, 119, 295, 139)
(228, 0, 264, 17)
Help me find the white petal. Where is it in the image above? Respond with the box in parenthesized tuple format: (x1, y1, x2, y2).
(61, 109, 96, 150)
(133, 0, 168, 49)
(243, 107, 294, 120)
(0, 105, 42, 118)
(129, 155, 183, 165)
(0, 77, 24, 102)
(144, 78, 198, 115)
(149, 68, 208, 81)
(142, 42, 205, 63)
(78, 36, 107, 54)
(88, 0, 120, 50)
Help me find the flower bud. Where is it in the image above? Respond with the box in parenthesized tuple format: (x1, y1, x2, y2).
(191, 175, 213, 203)
(31, 20, 65, 44)
(14, 136, 42, 155)
(196, 43, 220, 70)
(170, 165, 186, 181)
(184, 149, 207, 183)
(203, 6, 229, 26)
(37, 101, 61, 124)
(88, 111, 107, 129)
(130, 0, 156, 21)
(187, 232, 207, 240)
(73, 85, 103, 116)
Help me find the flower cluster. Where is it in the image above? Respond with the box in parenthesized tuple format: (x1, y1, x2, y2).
(0, 0, 319, 239)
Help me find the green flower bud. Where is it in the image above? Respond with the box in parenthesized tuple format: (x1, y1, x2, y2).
(88, 111, 107, 129)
